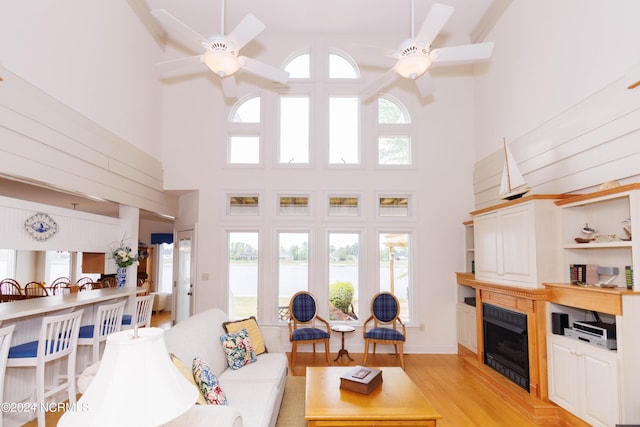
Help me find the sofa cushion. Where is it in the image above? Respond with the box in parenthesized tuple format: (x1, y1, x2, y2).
(223, 316, 267, 355)
(170, 354, 207, 405)
(219, 329, 257, 370)
(193, 357, 228, 405)
(219, 353, 288, 385)
(164, 309, 230, 376)
(220, 381, 279, 427)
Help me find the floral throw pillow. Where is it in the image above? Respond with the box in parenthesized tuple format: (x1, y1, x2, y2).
(192, 357, 228, 405)
(219, 328, 257, 370)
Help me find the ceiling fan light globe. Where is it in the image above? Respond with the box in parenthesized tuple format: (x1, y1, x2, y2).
(395, 54, 431, 79)
(203, 50, 240, 78)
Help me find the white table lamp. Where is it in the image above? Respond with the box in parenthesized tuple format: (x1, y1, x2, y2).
(59, 327, 199, 426)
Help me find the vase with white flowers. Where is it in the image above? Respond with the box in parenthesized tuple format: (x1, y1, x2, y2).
(110, 239, 139, 288)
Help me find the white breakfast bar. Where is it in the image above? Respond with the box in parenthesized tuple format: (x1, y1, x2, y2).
(0, 287, 139, 427)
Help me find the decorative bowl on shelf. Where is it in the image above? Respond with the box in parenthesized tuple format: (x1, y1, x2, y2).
(574, 237, 594, 243)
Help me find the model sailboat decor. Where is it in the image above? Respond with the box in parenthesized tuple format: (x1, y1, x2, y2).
(498, 138, 530, 200)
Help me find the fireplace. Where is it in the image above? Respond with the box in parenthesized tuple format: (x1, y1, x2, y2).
(482, 303, 529, 391)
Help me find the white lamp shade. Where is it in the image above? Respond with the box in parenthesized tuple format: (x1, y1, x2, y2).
(394, 54, 432, 79)
(58, 328, 198, 427)
(203, 50, 240, 77)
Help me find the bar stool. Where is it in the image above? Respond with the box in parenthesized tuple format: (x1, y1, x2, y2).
(78, 300, 126, 365)
(0, 325, 15, 427)
(121, 294, 154, 330)
(7, 310, 83, 427)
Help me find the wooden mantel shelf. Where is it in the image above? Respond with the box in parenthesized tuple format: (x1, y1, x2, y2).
(456, 273, 550, 302)
(543, 282, 639, 315)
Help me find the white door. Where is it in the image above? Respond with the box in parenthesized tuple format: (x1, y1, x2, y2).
(174, 228, 195, 323)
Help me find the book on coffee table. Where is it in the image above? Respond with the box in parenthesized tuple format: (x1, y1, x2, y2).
(339, 365, 383, 395)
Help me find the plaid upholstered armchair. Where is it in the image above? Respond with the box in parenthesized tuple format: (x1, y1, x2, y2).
(288, 291, 331, 368)
(362, 291, 406, 369)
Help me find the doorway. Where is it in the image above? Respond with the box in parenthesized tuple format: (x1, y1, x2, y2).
(174, 228, 195, 323)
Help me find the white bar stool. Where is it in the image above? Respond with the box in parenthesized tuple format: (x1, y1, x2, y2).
(0, 325, 16, 427)
(7, 310, 84, 427)
(121, 294, 154, 330)
(78, 300, 126, 365)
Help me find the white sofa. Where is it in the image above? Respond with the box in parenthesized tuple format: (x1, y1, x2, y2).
(163, 308, 288, 427)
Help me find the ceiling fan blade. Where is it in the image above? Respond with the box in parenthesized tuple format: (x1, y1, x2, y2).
(361, 68, 398, 100)
(415, 3, 454, 46)
(430, 42, 494, 64)
(414, 71, 435, 98)
(238, 56, 289, 84)
(222, 76, 238, 98)
(227, 14, 266, 51)
(155, 55, 204, 74)
(351, 43, 398, 59)
(151, 9, 208, 52)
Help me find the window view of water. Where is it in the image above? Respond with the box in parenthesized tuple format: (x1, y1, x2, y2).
(229, 263, 409, 320)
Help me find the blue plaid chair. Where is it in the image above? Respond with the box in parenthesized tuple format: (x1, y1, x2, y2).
(363, 292, 406, 369)
(288, 291, 331, 368)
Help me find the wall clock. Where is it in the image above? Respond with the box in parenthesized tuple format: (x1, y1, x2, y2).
(24, 212, 59, 241)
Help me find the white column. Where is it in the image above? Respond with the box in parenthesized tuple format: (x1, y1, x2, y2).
(119, 205, 140, 288)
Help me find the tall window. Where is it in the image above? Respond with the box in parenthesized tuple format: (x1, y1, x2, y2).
(279, 96, 310, 164)
(329, 96, 359, 164)
(379, 233, 411, 321)
(156, 242, 174, 294)
(378, 96, 411, 165)
(278, 232, 309, 320)
(0, 249, 15, 278)
(328, 232, 359, 321)
(45, 251, 71, 284)
(228, 232, 259, 319)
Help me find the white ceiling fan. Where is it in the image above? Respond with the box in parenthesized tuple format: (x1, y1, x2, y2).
(361, 1, 494, 99)
(151, 1, 289, 98)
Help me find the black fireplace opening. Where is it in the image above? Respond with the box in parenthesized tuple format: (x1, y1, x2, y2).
(482, 303, 529, 392)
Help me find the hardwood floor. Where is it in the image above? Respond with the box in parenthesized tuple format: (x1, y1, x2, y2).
(289, 350, 576, 427)
(22, 312, 582, 426)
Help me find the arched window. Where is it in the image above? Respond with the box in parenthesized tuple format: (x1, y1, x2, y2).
(228, 96, 261, 164)
(328, 52, 359, 79)
(284, 52, 310, 79)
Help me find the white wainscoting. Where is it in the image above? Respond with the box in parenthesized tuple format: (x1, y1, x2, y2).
(473, 74, 640, 209)
(0, 195, 120, 253)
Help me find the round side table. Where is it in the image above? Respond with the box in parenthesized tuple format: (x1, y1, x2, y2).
(331, 324, 356, 361)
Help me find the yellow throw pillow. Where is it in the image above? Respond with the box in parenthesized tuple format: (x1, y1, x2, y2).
(223, 316, 267, 355)
(170, 353, 207, 405)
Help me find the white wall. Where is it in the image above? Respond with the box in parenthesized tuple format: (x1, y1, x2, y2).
(472, 0, 640, 207)
(0, 1, 164, 157)
(474, 0, 640, 161)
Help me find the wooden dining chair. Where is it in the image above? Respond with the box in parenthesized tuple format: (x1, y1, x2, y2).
(288, 291, 331, 368)
(75, 277, 93, 288)
(23, 281, 49, 298)
(362, 292, 406, 369)
(137, 279, 152, 296)
(0, 279, 22, 302)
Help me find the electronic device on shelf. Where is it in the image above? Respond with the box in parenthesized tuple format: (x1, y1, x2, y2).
(564, 316, 617, 350)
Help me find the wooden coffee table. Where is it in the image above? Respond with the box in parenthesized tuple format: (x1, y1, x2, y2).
(305, 366, 441, 426)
